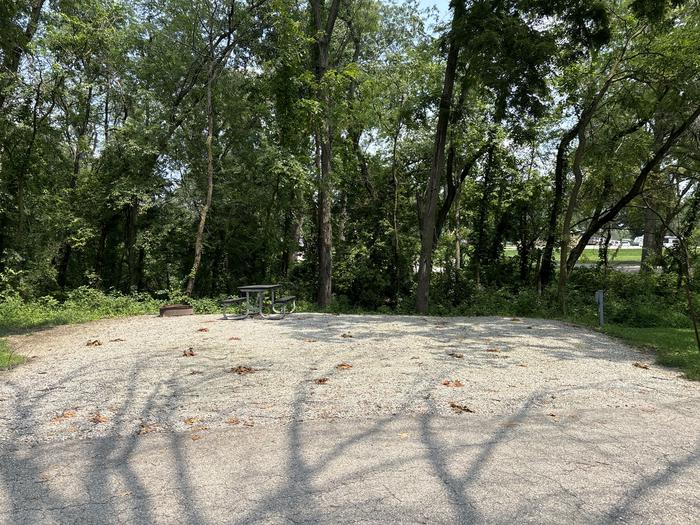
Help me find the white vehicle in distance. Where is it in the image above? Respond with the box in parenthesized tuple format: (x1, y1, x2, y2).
(621, 239, 632, 247)
(609, 239, 621, 248)
(633, 236, 644, 246)
(663, 236, 680, 249)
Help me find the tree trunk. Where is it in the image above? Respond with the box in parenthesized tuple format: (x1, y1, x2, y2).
(600, 227, 611, 268)
(558, 128, 586, 309)
(473, 144, 496, 287)
(125, 196, 139, 291)
(317, 168, 333, 306)
(455, 189, 462, 270)
(310, 0, 341, 308)
(641, 205, 664, 270)
(416, 7, 462, 314)
(391, 124, 401, 306)
(56, 85, 93, 289)
(94, 219, 111, 288)
(539, 126, 577, 288)
(186, 58, 216, 296)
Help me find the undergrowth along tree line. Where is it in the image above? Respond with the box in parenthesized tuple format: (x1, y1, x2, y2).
(0, 0, 699, 326)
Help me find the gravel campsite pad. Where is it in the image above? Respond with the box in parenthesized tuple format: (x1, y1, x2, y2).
(1, 314, 699, 524)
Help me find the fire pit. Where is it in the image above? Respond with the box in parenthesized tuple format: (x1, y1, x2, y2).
(159, 304, 194, 317)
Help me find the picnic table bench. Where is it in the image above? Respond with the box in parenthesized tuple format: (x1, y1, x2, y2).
(220, 296, 246, 320)
(220, 285, 296, 320)
(273, 295, 297, 316)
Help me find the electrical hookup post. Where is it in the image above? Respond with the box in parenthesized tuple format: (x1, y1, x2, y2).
(595, 290, 604, 327)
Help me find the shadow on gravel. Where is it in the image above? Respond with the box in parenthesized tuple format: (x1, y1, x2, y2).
(417, 392, 546, 523)
(1, 368, 699, 523)
(277, 314, 647, 365)
(0, 360, 206, 524)
(1, 314, 698, 523)
(605, 440, 700, 522)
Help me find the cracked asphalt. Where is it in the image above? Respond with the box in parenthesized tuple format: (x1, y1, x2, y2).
(1, 314, 699, 524)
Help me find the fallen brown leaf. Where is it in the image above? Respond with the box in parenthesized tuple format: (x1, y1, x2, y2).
(442, 379, 464, 387)
(197, 327, 209, 332)
(51, 409, 77, 423)
(447, 352, 464, 359)
(189, 370, 203, 375)
(191, 434, 202, 441)
(90, 412, 109, 424)
(86, 339, 102, 347)
(230, 366, 256, 375)
(336, 363, 353, 370)
(548, 413, 557, 417)
(183, 348, 196, 357)
(486, 348, 501, 353)
(518, 363, 528, 368)
(315, 377, 329, 384)
(109, 338, 125, 343)
(633, 362, 650, 370)
(225, 417, 240, 425)
(138, 424, 157, 435)
(243, 421, 254, 427)
(184, 417, 201, 425)
(304, 338, 318, 343)
(341, 333, 353, 338)
(228, 336, 241, 341)
(449, 401, 474, 414)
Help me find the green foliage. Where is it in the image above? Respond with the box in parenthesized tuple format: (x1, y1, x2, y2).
(423, 266, 692, 330)
(0, 339, 24, 370)
(1, 0, 700, 381)
(603, 325, 700, 380)
(567, 269, 690, 327)
(0, 287, 160, 335)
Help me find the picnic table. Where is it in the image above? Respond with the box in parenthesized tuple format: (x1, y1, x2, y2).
(221, 284, 296, 320)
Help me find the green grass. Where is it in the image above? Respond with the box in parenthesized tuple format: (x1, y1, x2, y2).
(0, 287, 164, 370)
(0, 339, 25, 369)
(0, 295, 159, 336)
(578, 248, 642, 264)
(504, 247, 642, 264)
(602, 324, 700, 380)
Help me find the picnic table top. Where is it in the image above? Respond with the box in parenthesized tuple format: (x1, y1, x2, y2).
(238, 284, 282, 292)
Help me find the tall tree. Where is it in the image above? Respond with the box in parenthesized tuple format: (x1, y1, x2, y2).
(310, 0, 342, 307)
(415, 1, 462, 314)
